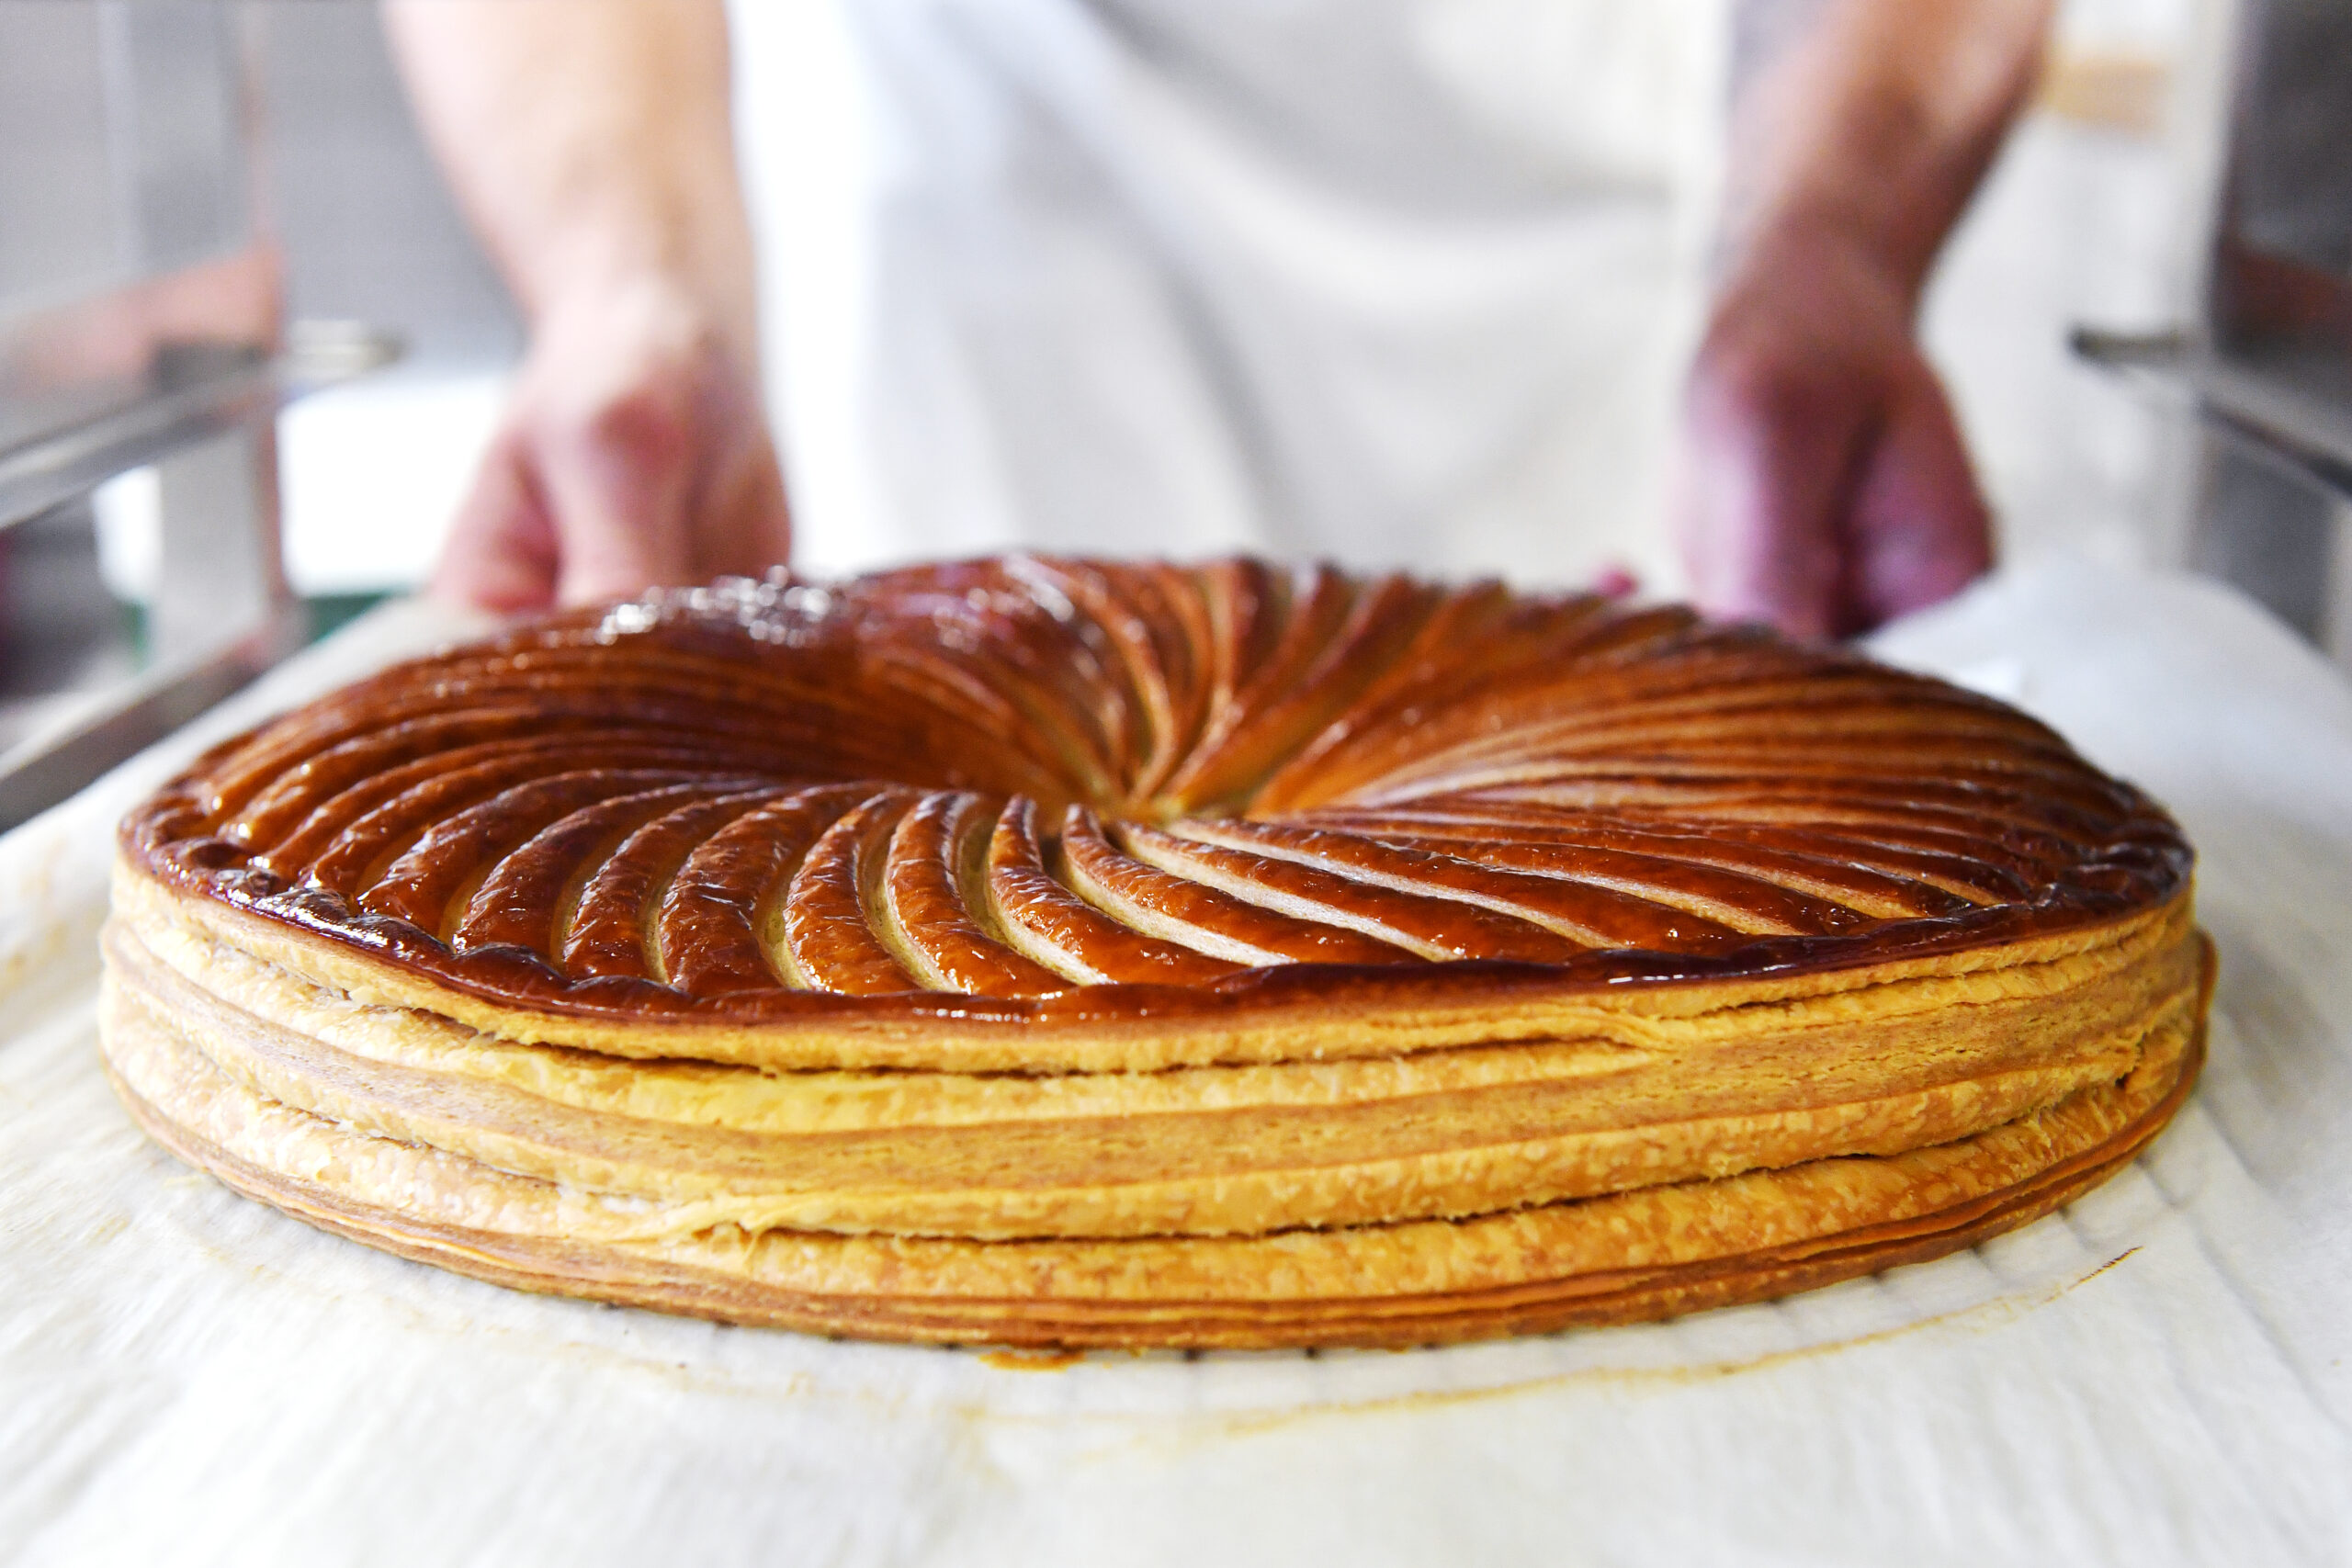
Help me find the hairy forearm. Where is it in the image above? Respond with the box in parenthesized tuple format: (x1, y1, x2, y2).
(1721, 0, 2055, 301)
(382, 0, 756, 355)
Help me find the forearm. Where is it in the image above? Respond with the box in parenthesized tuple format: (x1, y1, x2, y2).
(385, 0, 789, 609)
(382, 0, 757, 358)
(1721, 0, 2055, 301)
(1675, 0, 2024, 635)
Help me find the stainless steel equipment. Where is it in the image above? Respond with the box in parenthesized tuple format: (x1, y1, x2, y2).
(2075, 0, 2352, 659)
(0, 3, 393, 831)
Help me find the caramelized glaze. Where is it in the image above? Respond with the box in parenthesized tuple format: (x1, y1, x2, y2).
(123, 559, 2190, 1023)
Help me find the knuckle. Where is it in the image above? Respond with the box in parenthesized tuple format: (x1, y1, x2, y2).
(1709, 353, 1831, 427)
(542, 378, 699, 471)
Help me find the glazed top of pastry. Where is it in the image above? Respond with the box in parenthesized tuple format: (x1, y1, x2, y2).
(123, 558, 2190, 1023)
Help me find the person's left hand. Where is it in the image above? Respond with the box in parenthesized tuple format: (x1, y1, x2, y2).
(1671, 223, 1992, 640)
(430, 274, 790, 613)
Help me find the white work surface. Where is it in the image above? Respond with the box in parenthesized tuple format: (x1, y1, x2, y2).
(3, 561, 2348, 1566)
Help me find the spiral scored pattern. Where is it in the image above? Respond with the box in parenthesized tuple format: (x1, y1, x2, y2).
(125, 558, 2185, 1032)
(101, 558, 2209, 1348)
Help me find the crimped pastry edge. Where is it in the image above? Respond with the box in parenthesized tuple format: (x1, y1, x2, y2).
(115, 861, 2198, 1075)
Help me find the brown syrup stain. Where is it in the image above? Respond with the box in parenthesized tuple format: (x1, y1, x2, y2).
(978, 1348, 1088, 1372)
(2070, 1245, 2141, 1285)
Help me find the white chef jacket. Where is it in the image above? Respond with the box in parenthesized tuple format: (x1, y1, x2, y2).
(729, 0, 1724, 593)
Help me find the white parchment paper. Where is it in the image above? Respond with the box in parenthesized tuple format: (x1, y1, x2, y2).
(3, 562, 2346, 1566)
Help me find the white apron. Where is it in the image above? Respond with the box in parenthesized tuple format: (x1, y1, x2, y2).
(730, 0, 1724, 593)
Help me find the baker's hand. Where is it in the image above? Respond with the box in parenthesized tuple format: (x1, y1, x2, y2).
(431, 276, 790, 612)
(1672, 225, 1991, 640)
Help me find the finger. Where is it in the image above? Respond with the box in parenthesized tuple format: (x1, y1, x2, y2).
(537, 383, 700, 606)
(688, 437, 793, 583)
(1841, 367, 1992, 632)
(1675, 355, 1870, 640)
(429, 430, 561, 613)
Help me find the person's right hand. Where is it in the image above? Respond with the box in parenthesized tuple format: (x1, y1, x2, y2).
(1672, 223, 1992, 640)
(431, 275, 791, 612)
(1669, 0, 2052, 638)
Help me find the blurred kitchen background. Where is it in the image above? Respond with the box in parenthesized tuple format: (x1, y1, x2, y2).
(0, 0, 2346, 820)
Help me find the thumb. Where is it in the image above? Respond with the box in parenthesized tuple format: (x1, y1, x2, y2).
(689, 440, 794, 582)
(1676, 363, 1869, 640)
(538, 394, 699, 607)
(1843, 367, 1992, 630)
(430, 431, 561, 613)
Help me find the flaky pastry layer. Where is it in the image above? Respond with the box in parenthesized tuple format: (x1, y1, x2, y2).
(99, 939, 2203, 1348)
(99, 560, 2211, 1346)
(107, 873, 2205, 1245)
